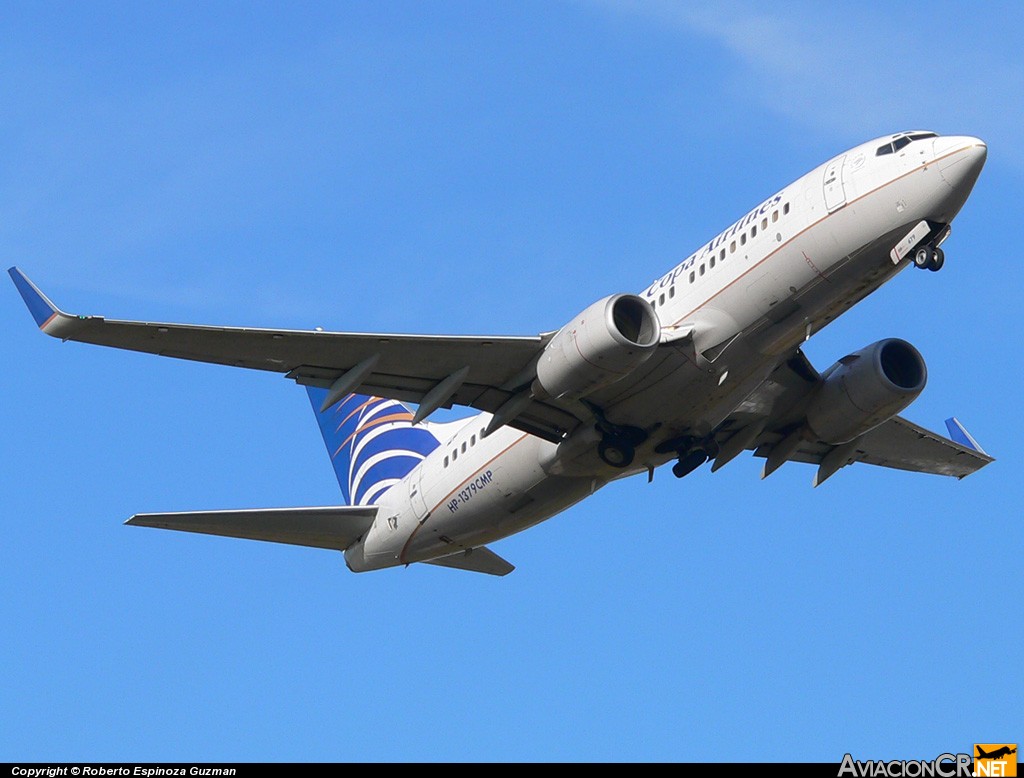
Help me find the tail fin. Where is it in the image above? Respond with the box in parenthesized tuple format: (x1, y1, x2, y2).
(305, 388, 440, 505)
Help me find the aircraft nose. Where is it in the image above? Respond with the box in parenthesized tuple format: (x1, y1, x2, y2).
(966, 136, 987, 168)
(933, 135, 987, 192)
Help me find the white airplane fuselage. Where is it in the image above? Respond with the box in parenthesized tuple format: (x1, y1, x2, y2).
(345, 132, 987, 572)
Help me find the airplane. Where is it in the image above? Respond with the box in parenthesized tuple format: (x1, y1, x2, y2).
(976, 746, 1017, 760)
(10, 130, 994, 577)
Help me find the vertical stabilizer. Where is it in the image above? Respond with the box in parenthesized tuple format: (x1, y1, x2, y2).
(305, 388, 441, 505)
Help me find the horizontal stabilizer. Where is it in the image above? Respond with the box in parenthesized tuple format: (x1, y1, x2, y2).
(125, 506, 377, 550)
(423, 546, 515, 576)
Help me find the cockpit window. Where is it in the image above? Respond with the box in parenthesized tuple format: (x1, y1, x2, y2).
(877, 132, 937, 156)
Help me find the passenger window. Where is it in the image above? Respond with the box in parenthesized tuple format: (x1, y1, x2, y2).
(471, 434, 476, 446)
(699, 264, 705, 276)
(669, 286, 675, 299)
(444, 456, 449, 467)
(461, 442, 467, 454)
(710, 256, 716, 269)
(689, 271, 695, 283)
(772, 211, 778, 223)
(751, 225, 757, 238)
(740, 234, 746, 246)
(720, 248, 726, 261)
(783, 203, 790, 215)
(659, 293, 665, 305)
(761, 218, 768, 230)
(452, 449, 458, 461)
(730, 240, 736, 253)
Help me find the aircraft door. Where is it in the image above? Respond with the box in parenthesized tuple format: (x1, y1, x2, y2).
(408, 466, 430, 518)
(823, 156, 847, 212)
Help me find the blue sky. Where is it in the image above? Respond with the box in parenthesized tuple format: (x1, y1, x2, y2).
(2, 1, 1021, 762)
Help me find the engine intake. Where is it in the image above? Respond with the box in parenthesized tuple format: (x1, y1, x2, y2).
(534, 294, 660, 400)
(806, 338, 927, 444)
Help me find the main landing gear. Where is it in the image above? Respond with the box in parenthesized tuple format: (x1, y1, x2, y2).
(588, 401, 649, 469)
(913, 243, 944, 272)
(597, 436, 640, 468)
(654, 436, 717, 479)
(672, 450, 709, 479)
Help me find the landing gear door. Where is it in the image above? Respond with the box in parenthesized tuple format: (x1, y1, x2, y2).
(823, 155, 847, 212)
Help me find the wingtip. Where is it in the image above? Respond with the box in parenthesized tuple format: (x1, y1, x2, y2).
(8, 267, 64, 329)
(944, 417, 989, 457)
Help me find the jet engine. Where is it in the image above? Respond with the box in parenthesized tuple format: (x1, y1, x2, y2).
(533, 294, 660, 400)
(805, 338, 927, 444)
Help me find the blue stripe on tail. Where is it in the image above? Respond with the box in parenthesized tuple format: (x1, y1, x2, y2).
(305, 387, 441, 505)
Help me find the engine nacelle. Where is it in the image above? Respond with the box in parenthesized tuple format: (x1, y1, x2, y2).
(806, 339, 927, 444)
(533, 294, 660, 400)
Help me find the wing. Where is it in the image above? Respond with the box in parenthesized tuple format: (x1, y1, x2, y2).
(753, 414, 993, 481)
(10, 267, 581, 441)
(714, 350, 993, 485)
(125, 506, 378, 550)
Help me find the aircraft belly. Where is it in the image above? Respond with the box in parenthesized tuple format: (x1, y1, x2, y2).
(398, 434, 593, 563)
(399, 477, 597, 563)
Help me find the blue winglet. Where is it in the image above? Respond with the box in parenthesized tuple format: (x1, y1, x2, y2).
(945, 417, 988, 456)
(8, 267, 62, 328)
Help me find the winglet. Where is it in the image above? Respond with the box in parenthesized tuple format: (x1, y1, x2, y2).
(944, 417, 988, 456)
(8, 267, 65, 329)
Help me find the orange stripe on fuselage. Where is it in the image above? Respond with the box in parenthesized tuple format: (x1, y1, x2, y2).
(399, 432, 529, 564)
(662, 145, 974, 328)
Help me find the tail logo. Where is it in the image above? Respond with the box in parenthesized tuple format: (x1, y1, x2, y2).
(306, 389, 440, 505)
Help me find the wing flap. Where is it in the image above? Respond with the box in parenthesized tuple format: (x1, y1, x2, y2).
(423, 546, 515, 576)
(125, 506, 378, 550)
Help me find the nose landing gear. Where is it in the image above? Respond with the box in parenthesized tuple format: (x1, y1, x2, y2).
(913, 244, 944, 272)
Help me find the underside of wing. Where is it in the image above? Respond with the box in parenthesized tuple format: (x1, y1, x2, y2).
(751, 415, 993, 479)
(9, 267, 581, 441)
(125, 506, 378, 550)
(713, 348, 993, 485)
